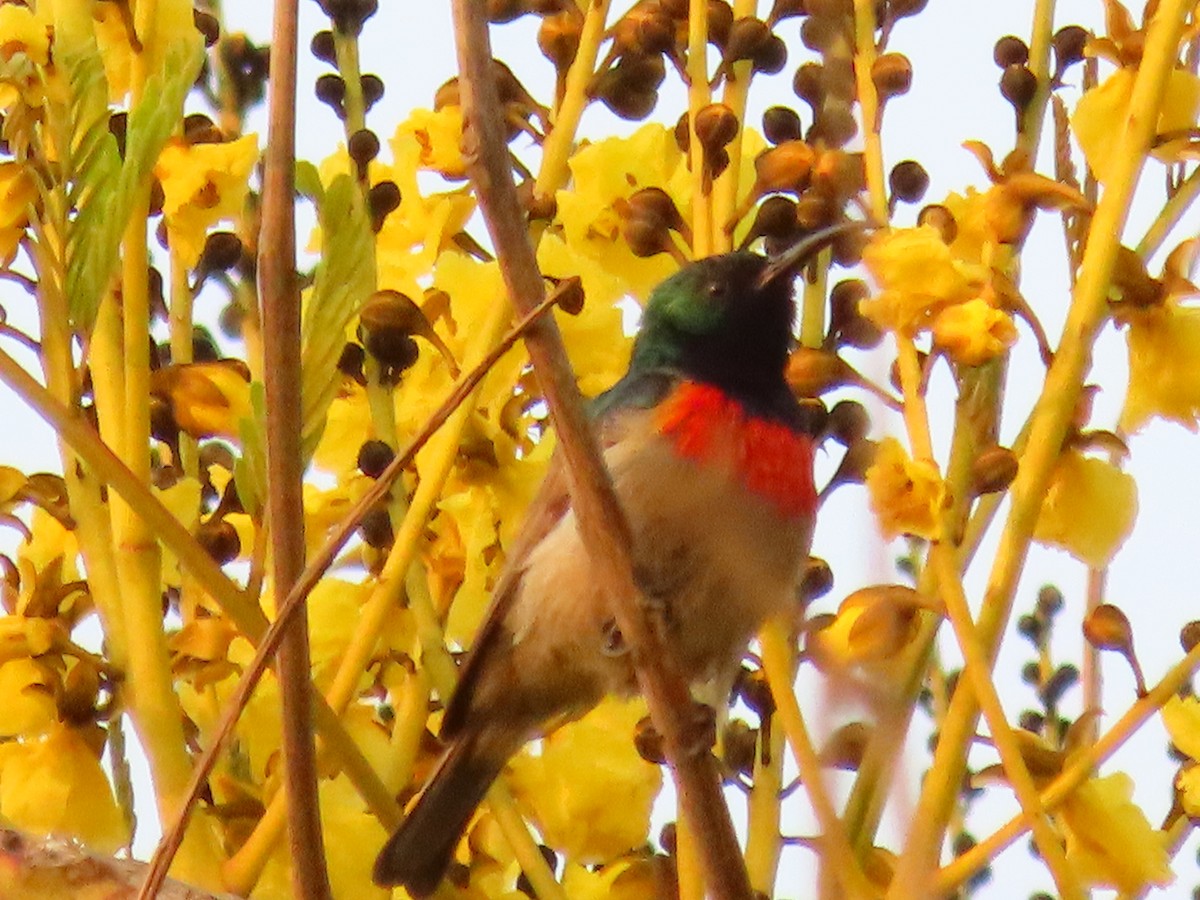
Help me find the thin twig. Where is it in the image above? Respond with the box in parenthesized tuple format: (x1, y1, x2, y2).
(136, 284, 575, 900)
(260, 0, 331, 896)
(449, 3, 753, 898)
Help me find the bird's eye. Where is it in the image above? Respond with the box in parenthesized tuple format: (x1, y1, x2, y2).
(706, 280, 727, 301)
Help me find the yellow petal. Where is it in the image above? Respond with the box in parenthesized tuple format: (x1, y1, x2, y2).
(1033, 452, 1137, 568)
(509, 698, 662, 864)
(864, 437, 944, 540)
(1121, 301, 1200, 433)
(1058, 772, 1173, 893)
(0, 724, 129, 852)
(931, 298, 1018, 366)
(1162, 695, 1200, 761)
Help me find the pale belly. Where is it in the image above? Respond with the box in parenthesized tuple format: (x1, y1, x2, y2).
(506, 424, 812, 704)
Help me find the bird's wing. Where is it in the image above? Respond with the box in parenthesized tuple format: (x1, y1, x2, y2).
(440, 369, 680, 740)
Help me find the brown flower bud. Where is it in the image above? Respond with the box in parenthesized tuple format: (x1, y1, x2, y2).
(795, 193, 836, 231)
(348, 128, 380, 173)
(357, 439, 395, 479)
(706, 0, 735, 48)
(315, 73, 347, 117)
(368, 181, 401, 232)
(742, 196, 800, 249)
(812, 102, 858, 147)
(917, 203, 958, 243)
(1084, 603, 1146, 695)
(762, 105, 804, 145)
(361, 73, 384, 110)
(993, 35, 1029, 68)
(800, 556, 834, 602)
(786, 347, 850, 397)
(829, 278, 883, 348)
(753, 34, 788, 74)
(539, 9, 583, 71)
(634, 715, 667, 765)
(359, 505, 394, 550)
(821, 721, 871, 770)
(1052, 25, 1088, 72)
(999, 64, 1037, 115)
(871, 53, 912, 101)
(197, 519, 241, 565)
(1181, 621, 1200, 654)
(888, 159, 929, 205)
(766, 0, 808, 26)
(200, 232, 243, 273)
(194, 9, 220, 47)
(722, 719, 759, 775)
(827, 399, 870, 447)
(792, 62, 825, 113)
(311, 30, 336, 63)
(589, 53, 665, 120)
(694, 102, 739, 152)
(754, 140, 816, 194)
(970, 445, 1019, 495)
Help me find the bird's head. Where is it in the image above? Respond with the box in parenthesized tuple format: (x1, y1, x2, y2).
(632, 223, 866, 394)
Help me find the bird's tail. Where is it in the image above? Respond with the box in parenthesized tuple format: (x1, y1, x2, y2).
(372, 731, 507, 896)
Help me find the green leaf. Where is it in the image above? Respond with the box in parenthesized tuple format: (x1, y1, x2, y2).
(299, 173, 375, 463)
(234, 383, 269, 518)
(295, 161, 325, 203)
(66, 38, 204, 332)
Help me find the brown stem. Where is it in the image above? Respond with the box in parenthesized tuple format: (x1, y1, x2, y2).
(259, 1, 330, 897)
(449, 3, 752, 898)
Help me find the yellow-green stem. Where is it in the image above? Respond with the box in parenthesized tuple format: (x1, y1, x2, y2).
(686, 0, 713, 257)
(534, 0, 612, 199)
(852, 0, 888, 222)
(710, 0, 756, 253)
(1017, 0, 1058, 158)
(928, 545, 1083, 900)
(887, 4, 1193, 892)
(760, 624, 873, 899)
(743, 712, 784, 896)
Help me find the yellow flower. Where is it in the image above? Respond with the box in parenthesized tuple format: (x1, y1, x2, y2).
(1162, 696, 1200, 816)
(931, 298, 1018, 366)
(942, 187, 991, 266)
(865, 437, 944, 540)
(1058, 772, 1173, 893)
(0, 655, 58, 737)
(860, 226, 982, 333)
(155, 133, 259, 268)
(397, 106, 467, 179)
(376, 127, 476, 294)
(1073, 67, 1200, 184)
(0, 722, 129, 853)
(807, 586, 926, 671)
(509, 698, 661, 863)
(0, 4, 51, 109)
(556, 123, 687, 303)
(1033, 451, 1137, 568)
(0, 161, 36, 264)
(1120, 300, 1200, 433)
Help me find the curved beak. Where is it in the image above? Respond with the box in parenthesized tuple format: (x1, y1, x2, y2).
(755, 221, 874, 290)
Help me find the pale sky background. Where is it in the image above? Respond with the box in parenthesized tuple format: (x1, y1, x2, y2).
(3, 2, 1200, 898)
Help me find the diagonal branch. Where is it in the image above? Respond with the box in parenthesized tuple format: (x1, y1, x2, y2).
(449, 3, 752, 898)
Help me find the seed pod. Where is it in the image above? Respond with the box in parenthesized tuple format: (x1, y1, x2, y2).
(812, 102, 858, 147)
(183, 113, 223, 145)
(722, 719, 758, 776)
(740, 195, 800, 251)
(829, 278, 882, 348)
(753, 34, 788, 74)
(993, 35, 1029, 68)
(888, 159, 929, 205)
(872, 53, 912, 101)
(337, 342, 366, 381)
(1036, 585, 1064, 617)
(589, 53, 665, 120)
(763, 105, 803, 145)
(767, 0, 807, 25)
(738, 667, 775, 720)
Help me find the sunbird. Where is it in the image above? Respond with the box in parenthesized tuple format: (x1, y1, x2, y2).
(373, 223, 858, 895)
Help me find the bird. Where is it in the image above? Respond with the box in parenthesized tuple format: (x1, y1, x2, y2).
(373, 223, 857, 895)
